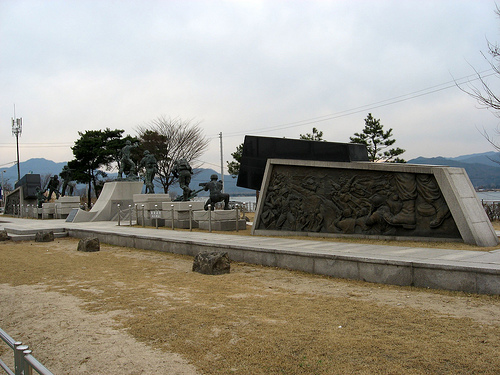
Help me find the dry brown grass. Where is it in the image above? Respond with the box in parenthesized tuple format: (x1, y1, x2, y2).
(1, 238, 499, 374)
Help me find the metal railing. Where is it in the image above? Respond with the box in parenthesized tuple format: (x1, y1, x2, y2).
(0, 327, 53, 375)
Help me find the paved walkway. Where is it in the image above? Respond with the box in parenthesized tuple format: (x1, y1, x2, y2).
(1, 216, 500, 295)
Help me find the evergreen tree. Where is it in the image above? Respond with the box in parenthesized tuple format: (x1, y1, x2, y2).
(227, 143, 244, 178)
(69, 128, 135, 207)
(349, 113, 405, 163)
(299, 127, 324, 141)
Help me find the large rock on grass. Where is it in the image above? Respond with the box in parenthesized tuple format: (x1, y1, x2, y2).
(0, 230, 11, 241)
(192, 251, 230, 275)
(77, 237, 100, 252)
(35, 231, 54, 242)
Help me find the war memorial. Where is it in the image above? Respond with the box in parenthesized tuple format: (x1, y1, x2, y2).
(1, 135, 500, 295)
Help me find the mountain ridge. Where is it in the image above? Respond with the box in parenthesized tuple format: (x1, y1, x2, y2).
(2, 152, 500, 192)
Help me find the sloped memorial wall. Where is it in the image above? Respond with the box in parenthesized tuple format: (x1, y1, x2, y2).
(253, 159, 498, 247)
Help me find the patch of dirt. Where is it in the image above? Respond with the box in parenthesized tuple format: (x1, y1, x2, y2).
(1, 238, 499, 374)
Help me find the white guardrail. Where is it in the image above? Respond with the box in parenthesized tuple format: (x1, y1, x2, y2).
(0, 327, 53, 375)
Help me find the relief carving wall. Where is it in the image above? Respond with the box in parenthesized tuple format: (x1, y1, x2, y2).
(256, 165, 461, 240)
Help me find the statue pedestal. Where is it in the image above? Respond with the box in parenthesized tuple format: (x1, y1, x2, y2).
(70, 181, 143, 222)
(54, 196, 80, 219)
(193, 210, 246, 231)
(136, 200, 205, 228)
(42, 203, 55, 219)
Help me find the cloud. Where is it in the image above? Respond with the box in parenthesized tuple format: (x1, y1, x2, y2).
(1, 0, 499, 170)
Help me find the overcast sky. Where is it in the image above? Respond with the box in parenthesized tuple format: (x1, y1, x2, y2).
(2, 0, 500, 173)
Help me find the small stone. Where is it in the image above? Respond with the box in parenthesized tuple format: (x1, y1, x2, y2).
(77, 237, 100, 252)
(192, 251, 230, 275)
(35, 231, 54, 242)
(0, 230, 11, 241)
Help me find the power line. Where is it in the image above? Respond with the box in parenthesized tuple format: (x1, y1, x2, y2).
(208, 69, 496, 139)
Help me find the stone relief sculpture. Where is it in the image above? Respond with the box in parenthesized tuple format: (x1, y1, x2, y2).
(257, 166, 459, 239)
(200, 174, 230, 211)
(118, 140, 139, 180)
(138, 150, 157, 194)
(46, 175, 61, 201)
(172, 158, 193, 201)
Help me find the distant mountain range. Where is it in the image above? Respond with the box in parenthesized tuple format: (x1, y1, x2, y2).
(2, 152, 500, 193)
(408, 151, 500, 189)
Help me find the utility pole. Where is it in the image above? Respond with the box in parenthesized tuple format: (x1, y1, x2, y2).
(219, 132, 224, 193)
(11, 105, 22, 182)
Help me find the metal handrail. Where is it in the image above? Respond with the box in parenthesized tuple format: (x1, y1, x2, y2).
(0, 327, 54, 375)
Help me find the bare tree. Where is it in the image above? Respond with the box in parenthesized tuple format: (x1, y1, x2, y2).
(136, 116, 209, 193)
(461, 6, 500, 151)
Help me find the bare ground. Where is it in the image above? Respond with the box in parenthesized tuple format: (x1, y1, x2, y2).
(0, 236, 499, 374)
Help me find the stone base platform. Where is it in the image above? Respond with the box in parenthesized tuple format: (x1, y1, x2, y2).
(55, 196, 80, 219)
(194, 210, 247, 231)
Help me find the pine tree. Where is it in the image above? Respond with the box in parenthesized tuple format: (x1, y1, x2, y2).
(227, 143, 244, 178)
(349, 113, 405, 163)
(299, 127, 324, 141)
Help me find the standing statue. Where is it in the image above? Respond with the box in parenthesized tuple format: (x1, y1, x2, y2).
(138, 150, 158, 194)
(172, 158, 193, 201)
(59, 164, 74, 197)
(46, 175, 61, 201)
(118, 140, 138, 180)
(200, 174, 230, 211)
(35, 187, 47, 208)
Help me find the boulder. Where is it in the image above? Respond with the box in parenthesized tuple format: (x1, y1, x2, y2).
(77, 237, 100, 252)
(192, 251, 230, 275)
(0, 230, 11, 241)
(35, 231, 54, 242)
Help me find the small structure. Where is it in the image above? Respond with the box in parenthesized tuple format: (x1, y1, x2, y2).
(5, 174, 41, 215)
(193, 209, 246, 231)
(68, 181, 143, 222)
(237, 135, 369, 190)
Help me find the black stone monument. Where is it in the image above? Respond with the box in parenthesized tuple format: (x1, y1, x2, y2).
(236, 135, 369, 190)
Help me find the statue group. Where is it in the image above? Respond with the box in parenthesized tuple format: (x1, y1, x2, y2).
(35, 166, 76, 208)
(171, 158, 230, 210)
(114, 141, 230, 209)
(39, 141, 230, 210)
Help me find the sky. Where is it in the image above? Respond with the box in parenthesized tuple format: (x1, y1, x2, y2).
(2, 0, 500, 174)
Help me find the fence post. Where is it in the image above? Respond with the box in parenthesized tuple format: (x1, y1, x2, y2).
(208, 204, 212, 233)
(117, 204, 121, 226)
(235, 204, 239, 232)
(141, 205, 145, 227)
(23, 349, 33, 375)
(15, 343, 28, 375)
(189, 204, 193, 232)
(155, 205, 158, 229)
(129, 204, 132, 226)
(171, 204, 175, 230)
